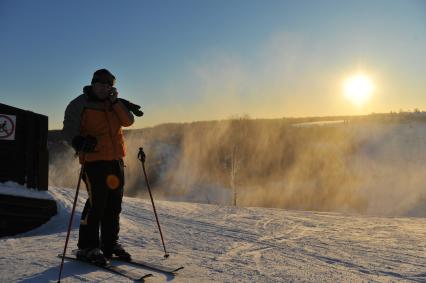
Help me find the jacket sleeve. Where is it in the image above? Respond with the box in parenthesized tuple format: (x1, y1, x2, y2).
(112, 100, 135, 127)
(62, 98, 85, 146)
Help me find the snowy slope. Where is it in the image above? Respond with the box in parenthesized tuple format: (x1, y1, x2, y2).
(1, 184, 426, 282)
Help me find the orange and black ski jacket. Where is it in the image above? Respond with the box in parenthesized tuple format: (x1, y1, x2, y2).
(63, 86, 134, 163)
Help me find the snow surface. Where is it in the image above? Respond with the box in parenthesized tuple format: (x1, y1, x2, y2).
(0, 181, 53, 200)
(2, 184, 426, 282)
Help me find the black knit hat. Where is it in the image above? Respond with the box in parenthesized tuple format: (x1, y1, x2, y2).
(91, 69, 116, 85)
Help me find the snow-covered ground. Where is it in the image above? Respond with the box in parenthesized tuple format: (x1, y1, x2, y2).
(0, 181, 53, 200)
(2, 184, 426, 282)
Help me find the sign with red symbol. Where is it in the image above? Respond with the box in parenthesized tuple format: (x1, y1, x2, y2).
(0, 114, 16, 140)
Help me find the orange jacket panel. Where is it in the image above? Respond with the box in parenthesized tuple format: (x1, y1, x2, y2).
(63, 93, 134, 163)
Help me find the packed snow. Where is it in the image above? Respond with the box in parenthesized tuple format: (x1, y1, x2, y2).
(0, 181, 53, 200)
(1, 183, 426, 282)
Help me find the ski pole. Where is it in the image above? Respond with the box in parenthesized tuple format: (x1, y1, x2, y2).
(57, 154, 86, 282)
(138, 147, 169, 258)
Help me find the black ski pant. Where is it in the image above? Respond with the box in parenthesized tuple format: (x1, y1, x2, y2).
(77, 159, 124, 253)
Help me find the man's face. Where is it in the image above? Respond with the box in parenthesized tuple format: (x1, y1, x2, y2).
(92, 78, 113, 100)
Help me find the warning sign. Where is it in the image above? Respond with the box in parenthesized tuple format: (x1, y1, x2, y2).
(0, 114, 16, 140)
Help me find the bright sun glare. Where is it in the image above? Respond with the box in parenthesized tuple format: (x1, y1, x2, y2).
(343, 74, 375, 106)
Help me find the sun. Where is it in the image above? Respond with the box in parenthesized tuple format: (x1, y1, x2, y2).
(343, 73, 374, 106)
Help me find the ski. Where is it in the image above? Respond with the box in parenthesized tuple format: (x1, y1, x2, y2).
(57, 254, 153, 281)
(112, 257, 184, 275)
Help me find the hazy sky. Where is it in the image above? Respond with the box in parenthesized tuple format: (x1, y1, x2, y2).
(1, 0, 425, 129)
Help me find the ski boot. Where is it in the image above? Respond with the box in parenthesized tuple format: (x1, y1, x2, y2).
(76, 248, 108, 266)
(103, 243, 131, 261)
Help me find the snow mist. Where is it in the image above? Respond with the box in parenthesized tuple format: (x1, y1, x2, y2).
(49, 118, 426, 216)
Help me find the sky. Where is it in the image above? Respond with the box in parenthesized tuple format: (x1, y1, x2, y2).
(0, 0, 425, 130)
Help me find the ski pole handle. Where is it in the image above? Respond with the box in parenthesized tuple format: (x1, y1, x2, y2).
(137, 147, 146, 163)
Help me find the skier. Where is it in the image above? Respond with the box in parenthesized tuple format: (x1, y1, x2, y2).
(62, 69, 135, 265)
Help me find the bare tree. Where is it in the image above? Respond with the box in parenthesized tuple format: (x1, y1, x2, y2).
(230, 144, 240, 206)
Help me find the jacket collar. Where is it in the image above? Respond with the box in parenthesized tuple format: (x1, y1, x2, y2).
(83, 85, 104, 102)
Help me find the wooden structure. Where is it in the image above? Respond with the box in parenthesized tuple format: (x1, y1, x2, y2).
(0, 103, 56, 237)
(0, 194, 57, 237)
(0, 103, 48, 190)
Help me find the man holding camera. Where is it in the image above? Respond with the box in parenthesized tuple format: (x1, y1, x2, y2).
(63, 69, 136, 265)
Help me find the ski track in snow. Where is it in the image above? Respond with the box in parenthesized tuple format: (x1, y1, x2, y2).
(1, 186, 426, 282)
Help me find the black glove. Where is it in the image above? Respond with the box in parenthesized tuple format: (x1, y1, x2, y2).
(71, 135, 97, 153)
(119, 98, 144, 117)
